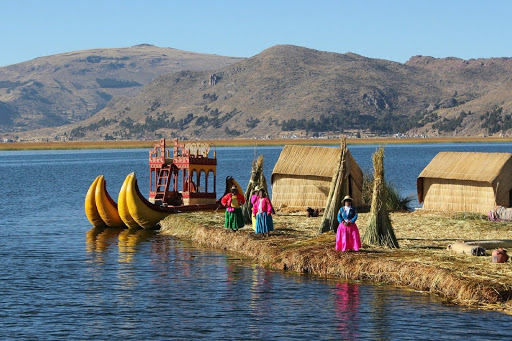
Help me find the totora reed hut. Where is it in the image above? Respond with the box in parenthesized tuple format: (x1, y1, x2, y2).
(417, 152, 512, 214)
(271, 145, 363, 210)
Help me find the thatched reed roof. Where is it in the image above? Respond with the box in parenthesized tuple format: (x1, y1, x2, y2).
(418, 152, 512, 183)
(271, 145, 363, 185)
(417, 152, 512, 203)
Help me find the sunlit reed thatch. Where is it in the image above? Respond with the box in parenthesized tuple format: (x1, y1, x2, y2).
(417, 152, 512, 214)
(271, 143, 363, 210)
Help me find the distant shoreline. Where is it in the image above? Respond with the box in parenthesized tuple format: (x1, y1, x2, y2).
(1, 136, 512, 151)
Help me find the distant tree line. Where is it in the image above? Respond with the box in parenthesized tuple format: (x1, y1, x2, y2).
(202, 93, 218, 103)
(224, 127, 241, 136)
(195, 108, 241, 129)
(480, 107, 512, 134)
(432, 111, 468, 132)
(280, 110, 438, 134)
(70, 117, 117, 138)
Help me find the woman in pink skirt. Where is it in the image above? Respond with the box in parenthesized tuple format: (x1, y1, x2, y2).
(336, 196, 361, 251)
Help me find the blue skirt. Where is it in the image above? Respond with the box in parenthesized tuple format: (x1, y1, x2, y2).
(255, 212, 274, 234)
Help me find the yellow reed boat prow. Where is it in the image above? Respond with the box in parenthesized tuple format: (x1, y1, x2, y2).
(125, 172, 175, 229)
(118, 174, 140, 229)
(84, 176, 107, 228)
(95, 175, 125, 228)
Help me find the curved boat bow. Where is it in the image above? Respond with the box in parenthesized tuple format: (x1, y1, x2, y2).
(95, 175, 125, 228)
(84, 176, 107, 228)
(125, 172, 175, 229)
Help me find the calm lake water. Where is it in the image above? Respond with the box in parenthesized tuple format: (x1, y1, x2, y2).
(2, 142, 512, 340)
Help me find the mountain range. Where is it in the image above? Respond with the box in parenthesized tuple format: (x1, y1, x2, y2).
(2, 44, 512, 141)
(0, 44, 241, 134)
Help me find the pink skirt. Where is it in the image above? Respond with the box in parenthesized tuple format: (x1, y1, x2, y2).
(335, 222, 361, 251)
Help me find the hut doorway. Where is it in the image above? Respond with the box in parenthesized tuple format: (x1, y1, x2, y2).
(348, 174, 353, 198)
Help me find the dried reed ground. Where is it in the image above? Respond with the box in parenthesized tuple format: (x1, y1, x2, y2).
(160, 210, 512, 314)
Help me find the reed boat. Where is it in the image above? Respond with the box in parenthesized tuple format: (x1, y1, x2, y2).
(85, 138, 242, 229)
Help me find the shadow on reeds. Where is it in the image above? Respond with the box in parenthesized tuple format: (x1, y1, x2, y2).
(406, 246, 445, 250)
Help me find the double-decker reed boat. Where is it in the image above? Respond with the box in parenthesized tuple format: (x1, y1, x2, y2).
(85, 138, 242, 229)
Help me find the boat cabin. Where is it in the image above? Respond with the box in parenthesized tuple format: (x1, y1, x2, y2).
(149, 138, 217, 206)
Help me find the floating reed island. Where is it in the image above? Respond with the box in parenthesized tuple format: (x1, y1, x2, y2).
(160, 209, 512, 314)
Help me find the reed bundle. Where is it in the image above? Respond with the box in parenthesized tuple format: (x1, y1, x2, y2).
(318, 137, 348, 234)
(241, 155, 269, 223)
(362, 146, 399, 248)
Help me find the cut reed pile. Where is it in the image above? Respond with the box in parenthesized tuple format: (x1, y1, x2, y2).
(160, 210, 512, 313)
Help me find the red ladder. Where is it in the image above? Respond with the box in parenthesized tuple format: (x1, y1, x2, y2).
(154, 168, 171, 203)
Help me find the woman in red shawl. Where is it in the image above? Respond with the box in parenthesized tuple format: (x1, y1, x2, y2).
(221, 185, 246, 231)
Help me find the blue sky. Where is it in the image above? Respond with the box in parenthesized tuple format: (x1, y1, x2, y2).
(1, 0, 511, 67)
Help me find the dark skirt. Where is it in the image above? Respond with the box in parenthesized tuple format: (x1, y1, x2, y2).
(225, 208, 244, 230)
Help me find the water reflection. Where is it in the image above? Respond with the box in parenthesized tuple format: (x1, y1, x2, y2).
(85, 226, 104, 253)
(371, 287, 391, 341)
(249, 265, 274, 336)
(85, 227, 124, 253)
(334, 282, 361, 340)
(75, 227, 512, 340)
(118, 229, 155, 263)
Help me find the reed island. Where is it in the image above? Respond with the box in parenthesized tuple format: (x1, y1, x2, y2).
(160, 209, 512, 314)
(160, 140, 512, 315)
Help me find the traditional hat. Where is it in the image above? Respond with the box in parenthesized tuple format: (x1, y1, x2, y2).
(341, 195, 353, 203)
